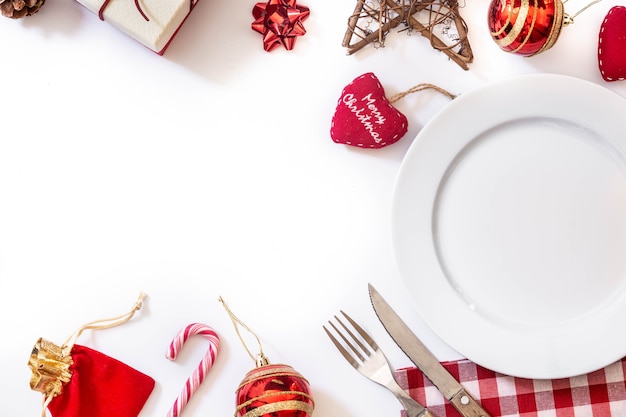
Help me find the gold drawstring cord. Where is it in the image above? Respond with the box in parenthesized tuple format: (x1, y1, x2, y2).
(62, 292, 146, 354)
(218, 296, 268, 366)
(39, 292, 146, 417)
(41, 390, 57, 417)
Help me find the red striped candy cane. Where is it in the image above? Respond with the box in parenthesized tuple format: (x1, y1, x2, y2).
(166, 323, 220, 417)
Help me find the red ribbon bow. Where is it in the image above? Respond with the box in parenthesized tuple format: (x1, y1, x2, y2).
(251, 0, 310, 51)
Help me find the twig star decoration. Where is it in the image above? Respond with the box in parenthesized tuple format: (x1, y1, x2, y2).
(252, 0, 310, 51)
(343, 0, 473, 70)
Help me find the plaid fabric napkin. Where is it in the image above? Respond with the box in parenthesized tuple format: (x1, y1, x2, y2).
(395, 358, 626, 417)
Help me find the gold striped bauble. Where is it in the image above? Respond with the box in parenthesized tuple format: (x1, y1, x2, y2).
(487, 0, 570, 56)
(235, 363, 314, 417)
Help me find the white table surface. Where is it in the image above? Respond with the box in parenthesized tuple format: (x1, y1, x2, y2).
(2, 1, 626, 416)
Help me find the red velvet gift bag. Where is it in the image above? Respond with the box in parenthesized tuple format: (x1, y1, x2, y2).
(28, 294, 155, 417)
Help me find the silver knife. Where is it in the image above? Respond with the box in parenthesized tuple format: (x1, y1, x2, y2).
(369, 283, 491, 417)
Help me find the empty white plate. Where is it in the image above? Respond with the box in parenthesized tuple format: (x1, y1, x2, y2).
(392, 74, 626, 379)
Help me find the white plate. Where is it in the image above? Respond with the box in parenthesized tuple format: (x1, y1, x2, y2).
(392, 74, 626, 379)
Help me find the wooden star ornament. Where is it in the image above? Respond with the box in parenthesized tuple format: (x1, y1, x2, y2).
(252, 0, 310, 51)
(343, 0, 473, 70)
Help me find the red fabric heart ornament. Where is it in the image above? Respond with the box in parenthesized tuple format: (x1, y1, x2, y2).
(330, 72, 408, 149)
(598, 6, 626, 82)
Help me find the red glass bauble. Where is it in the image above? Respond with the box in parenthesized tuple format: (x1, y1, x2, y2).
(235, 364, 314, 417)
(487, 0, 567, 56)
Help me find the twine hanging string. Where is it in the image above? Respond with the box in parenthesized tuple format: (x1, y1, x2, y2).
(388, 82, 457, 104)
(218, 296, 269, 367)
(38, 292, 147, 417)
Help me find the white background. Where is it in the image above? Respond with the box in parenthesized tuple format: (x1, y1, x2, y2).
(2, 0, 626, 416)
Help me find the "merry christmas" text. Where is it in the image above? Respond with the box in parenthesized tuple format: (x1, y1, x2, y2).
(342, 93, 386, 143)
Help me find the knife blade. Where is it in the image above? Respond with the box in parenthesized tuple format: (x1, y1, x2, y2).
(368, 283, 491, 417)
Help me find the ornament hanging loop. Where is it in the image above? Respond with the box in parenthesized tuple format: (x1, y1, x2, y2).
(388, 83, 457, 104)
(62, 292, 146, 354)
(218, 296, 269, 366)
(562, 0, 603, 25)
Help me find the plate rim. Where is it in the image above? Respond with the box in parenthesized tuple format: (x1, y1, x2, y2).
(391, 73, 626, 379)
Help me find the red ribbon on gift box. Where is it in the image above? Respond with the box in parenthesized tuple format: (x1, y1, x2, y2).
(90, 0, 199, 55)
(98, 0, 149, 21)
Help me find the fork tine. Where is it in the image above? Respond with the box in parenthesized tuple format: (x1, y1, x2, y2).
(340, 310, 379, 351)
(332, 320, 367, 361)
(336, 311, 373, 355)
(323, 324, 361, 368)
(331, 316, 370, 361)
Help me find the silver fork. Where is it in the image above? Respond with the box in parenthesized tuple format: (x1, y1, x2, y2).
(324, 311, 434, 417)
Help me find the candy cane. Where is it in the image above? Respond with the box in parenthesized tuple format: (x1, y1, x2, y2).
(165, 323, 220, 417)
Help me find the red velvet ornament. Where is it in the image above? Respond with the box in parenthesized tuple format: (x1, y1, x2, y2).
(44, 344, 155, 417)
(598, 6, 626, 82)
(487, 0, 568, 56)
(330, 72, 408, 149)
(235, 361, 314, 417)
(28, 294, 154, 417)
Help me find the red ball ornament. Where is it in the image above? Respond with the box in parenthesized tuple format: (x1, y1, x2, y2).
(219, 297, 315, 417)
(487, 0, 569, 56)
(235, 359, 314, 417)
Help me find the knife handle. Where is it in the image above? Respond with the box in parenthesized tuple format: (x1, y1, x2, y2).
(450, 388, 491, 417)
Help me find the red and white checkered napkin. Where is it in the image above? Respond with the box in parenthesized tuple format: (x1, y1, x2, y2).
(395, 358, 626, 417)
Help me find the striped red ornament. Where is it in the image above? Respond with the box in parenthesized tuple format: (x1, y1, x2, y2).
(235, 362, 314, 417)
(487, 0, 568, 56)
(219, 297, 315, 417)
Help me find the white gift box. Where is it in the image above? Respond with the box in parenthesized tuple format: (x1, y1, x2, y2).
(76, 0, 199, 54)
